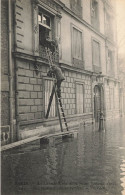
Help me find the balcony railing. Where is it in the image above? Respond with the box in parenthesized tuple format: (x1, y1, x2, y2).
(39, 45, 59, 64)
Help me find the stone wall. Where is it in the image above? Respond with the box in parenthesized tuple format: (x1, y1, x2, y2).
(17, 59, 45, 124)
(61, 70, 92, 115)
(17, 58, 92, 130)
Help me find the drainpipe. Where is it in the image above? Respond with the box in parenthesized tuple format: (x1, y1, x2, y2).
(15, 58, 20, 140)
(8, 0, 14, 142)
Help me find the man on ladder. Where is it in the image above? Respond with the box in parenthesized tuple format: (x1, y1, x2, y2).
(45, 42, 68, 132)
(47, 65, 65, 98)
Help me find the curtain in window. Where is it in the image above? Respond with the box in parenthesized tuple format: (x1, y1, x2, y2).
(76, 83, 84, 114)
(73, 28, 82, 60)
(93, 40, 100, 66)
(45, 79, 56, 117)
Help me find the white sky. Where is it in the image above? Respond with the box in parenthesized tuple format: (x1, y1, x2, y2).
(116, 0, 125, 55)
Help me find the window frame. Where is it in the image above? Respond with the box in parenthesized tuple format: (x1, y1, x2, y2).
(75, 81, 85, 114)
(92, 38, 101, 73)
(43, 77, 57, 119)
(71, 24, 84, 69)
(90, 0, 100, 30)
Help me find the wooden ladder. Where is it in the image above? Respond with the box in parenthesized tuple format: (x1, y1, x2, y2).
(45, 47, 69, 132)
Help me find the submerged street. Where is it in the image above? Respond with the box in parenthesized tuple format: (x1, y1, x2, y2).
(1, 118, 125, 195)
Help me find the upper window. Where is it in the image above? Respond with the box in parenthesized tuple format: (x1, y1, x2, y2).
(105, 12, 114, 40)
(72, 26, 84, 69)
(92, 40, 101, 73)
(70, 0, 82, 18)
(73, 27, 82, 60)
(91, 0, 99, 30)
(38, 11, 53, 46)
(107, 49, 114, 75)
(76, 83, 84, 114)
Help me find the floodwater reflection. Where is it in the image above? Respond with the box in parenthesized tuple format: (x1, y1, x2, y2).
(1, 118, 125, 195)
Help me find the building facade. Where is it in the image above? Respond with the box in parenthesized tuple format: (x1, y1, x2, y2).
(1, 0, 120, 145)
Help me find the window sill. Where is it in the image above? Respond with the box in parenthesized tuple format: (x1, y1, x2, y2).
(93, 65, 101, 73)
(73, 58, 84, 69)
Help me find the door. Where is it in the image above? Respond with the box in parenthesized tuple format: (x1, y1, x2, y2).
(94, 85, 101, 122)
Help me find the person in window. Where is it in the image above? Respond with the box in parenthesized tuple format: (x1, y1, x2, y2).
(47, 66, 65, 98)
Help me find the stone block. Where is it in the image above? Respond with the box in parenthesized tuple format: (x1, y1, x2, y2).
(37, 105, 43, 111)
(30, 78, 37, 84)
(35, 99, 41, 105)
(19, 99, 34, 106)
(38, 92, 42, 98)
(65, 71, 69, 76)
(19, 106, 30, 113)
(67, 77, 70, 82)
(72, 72, 76, 78)
(69, 72, 72, 77)
(68, 109, 71, 115)
(18, 68, 26, 76)
(31, 92, 37, 99)
(27, 113, 35, 120)
(71, 109, 75, 114)
(18, 76, 29, 84)
(64, 99, 67, 104)
(20, 114, 28, 121)
(35, 112, 42, 119)
(25, 84, 33, 91)
(68, 88, 70, 93)
(69, 83, 72, 88)
(71, 78, 74, 82)
(37, 79, 42, 85)
(19, 91, 30, 98)
(65, 88, 68, 93)
(66, 104, 69, 109)
(61, 93, 65, 98)
(31, 106, 38, 112)
(18, 83, 26, 90)
(34, 85, 41, 91)
(68, 99, 71, 103)
(26, 69, 33, 77)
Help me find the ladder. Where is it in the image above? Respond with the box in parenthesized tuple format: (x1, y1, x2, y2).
(45, 47, 69, 132)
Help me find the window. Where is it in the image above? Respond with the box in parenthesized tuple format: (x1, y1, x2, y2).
(44, 79, 56, 118)
(91, 0, 99, 30)
(92, 40, 101, 72)
(38, 10, 53, 46)
(70, 0, 82, 18)
(73, 28, 82, 60)
(107, 49, 114, 75)
(72, 27, 83, 68)
(76, 83, 84, 114)
(105, 12, 114, 40)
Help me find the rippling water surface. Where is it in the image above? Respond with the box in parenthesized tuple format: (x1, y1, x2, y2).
(1, 118, 125, 195)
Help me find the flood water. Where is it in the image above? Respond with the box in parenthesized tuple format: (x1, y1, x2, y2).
(1, 117, 125, 195)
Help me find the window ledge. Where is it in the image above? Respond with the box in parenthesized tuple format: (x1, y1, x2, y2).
(73, 58, 84, 69)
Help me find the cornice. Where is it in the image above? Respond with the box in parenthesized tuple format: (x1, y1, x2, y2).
(60, 62, 93, 76)
(37, 0, 62, 17)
